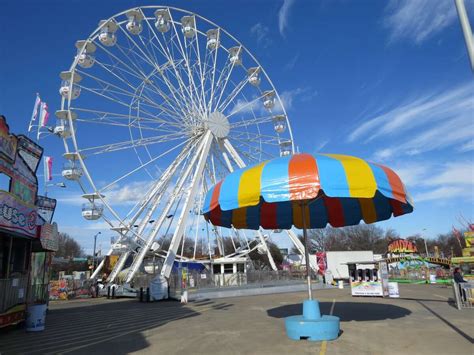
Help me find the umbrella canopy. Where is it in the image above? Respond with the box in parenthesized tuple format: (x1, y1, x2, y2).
(203, 153, 413, 230)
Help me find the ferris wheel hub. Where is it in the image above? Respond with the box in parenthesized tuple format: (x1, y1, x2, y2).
(207, 111, 230, 138)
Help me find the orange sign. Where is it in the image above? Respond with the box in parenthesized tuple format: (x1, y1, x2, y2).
(388, 239, 418, 254)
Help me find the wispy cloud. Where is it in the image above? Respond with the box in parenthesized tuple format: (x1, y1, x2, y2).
(279, 87, 318, 111)
(349, 82, 474, 159)
(459, 140, 474, 152)
(57, 181, 153, 207)
(390, 160, 473, 203)
(383, 0, 461, 44)
(250, 23, 272, 48)
(284, 53, 299, 70)
(314, 139, 329, 153)
(278, 0, 296, 37)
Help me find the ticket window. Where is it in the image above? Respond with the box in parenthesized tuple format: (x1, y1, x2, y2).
(369, 269, 374, 281)
(365, 269, 371, 281)
(357, 269, 363, 281)
(373, 269, 378, 281)
(348, 265, 356, 282)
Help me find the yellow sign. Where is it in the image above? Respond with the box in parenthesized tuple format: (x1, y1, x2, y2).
(464, 231, 473, 247)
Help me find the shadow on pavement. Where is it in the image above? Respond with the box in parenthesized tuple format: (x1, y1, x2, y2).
(267, 302, 411, 322)
(416, 301, 473, 344)
(0, 298, 232, 355)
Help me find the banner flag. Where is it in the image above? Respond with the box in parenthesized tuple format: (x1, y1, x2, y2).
(39, 102, 50, 127)
(44, 156, 53, 182)
(28, 94, 41, 132)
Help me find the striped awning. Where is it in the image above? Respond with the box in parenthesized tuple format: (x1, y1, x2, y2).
(203, 153, 413, 230)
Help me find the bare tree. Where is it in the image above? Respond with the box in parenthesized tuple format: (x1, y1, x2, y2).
(56, 233, 84, 258)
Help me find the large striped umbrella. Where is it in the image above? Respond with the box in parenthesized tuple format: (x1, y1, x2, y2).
(202, 153, 413, 341)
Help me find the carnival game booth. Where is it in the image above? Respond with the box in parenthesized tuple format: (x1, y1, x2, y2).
(0, 116, 57, 329)
(347, 260, 390, 297)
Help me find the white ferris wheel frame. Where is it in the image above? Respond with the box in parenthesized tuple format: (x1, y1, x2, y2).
(58, 6, 314, 283)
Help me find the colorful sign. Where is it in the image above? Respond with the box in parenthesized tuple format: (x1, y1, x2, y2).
(464, 231, 473, 248)
(388, 282, 400, 298)
(316, 252, 327, 274)
(40, 222, 59, 251)
(17, 135, 43, 174)
(0, 190, 37, 237)
(0, 116, 18, 164)
(37, 195, 57, 223)
(350, 281, 384, 296)
(388, 239, 418, 254)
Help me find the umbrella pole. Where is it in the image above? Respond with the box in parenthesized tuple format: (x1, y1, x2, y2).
(301, 202, 312, 300)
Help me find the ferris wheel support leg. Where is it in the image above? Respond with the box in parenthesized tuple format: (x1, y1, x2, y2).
(91, 259, 105, 279)
(161, 132, 213, 279)
(286, 229, 318, 272)
(124, 133, 212, 283)
(90, 241, 118, 279)
(107, 250, 131, 283)
(257, 230, 278, 271)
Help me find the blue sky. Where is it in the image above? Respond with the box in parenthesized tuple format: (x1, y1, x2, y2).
(1, 0, 473, 254)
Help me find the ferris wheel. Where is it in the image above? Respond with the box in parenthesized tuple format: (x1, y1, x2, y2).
(56, 6, 306, 284)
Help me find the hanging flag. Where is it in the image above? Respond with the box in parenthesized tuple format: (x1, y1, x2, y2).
(37, 102, 50, 140)
(39, 102, 50, 127)
(452, 226, 463, 248)
(44, 156, 53, 182)
(28, 94, 41, 132)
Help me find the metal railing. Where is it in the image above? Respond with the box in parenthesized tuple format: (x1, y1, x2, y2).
(165, 269, 311, 293)
(452, 281, 473, 310)
(0, 276, 28, 313)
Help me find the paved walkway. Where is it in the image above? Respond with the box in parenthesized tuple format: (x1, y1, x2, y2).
(0, 284, 472, 354)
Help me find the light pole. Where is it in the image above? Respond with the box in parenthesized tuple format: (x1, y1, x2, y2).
(92, 232, 101, 271)
(44, 182, 66, 197)
(455, 0, 474, 72)
(421, 228, 429, 257)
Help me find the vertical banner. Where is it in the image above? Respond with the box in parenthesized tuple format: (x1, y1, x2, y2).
(43, 156, 53, 183)
(39, 102, 50, 127)
(28, 94, 41, 132)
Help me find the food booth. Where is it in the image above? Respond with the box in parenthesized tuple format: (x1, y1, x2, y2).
(0, 115, 57, 329)
(347, 260, 390, 297)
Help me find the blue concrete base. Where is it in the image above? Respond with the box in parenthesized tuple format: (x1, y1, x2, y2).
(285, 300, 340, 342)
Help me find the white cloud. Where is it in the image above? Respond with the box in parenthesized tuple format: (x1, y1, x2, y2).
(314, 139, 329, 153)
(424, 161, 474, 187)
(387, 160, 473, 204)
(279, 87, 318, 111)
(373, 148, 395, 161)
(383, 0, 460, 44)
(250, 23, 272, 48)
(105, 181, 153, 205)
(284, 53, 300, 70)
(459, 140, 474, 152)
(414, 186, 467, 202)
(57, 180, 153, 207)
(349, 82, 474, 157)
(389, 162, 430, 187)
(278, 0, 296, 37)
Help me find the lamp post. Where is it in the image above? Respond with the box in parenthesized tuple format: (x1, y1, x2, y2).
(92, 232, 102, 271)
(44, 182, 66, 197)
(421, 228, 429, 257)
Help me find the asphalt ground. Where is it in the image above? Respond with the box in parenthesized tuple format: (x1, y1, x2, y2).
(0, 284, 472, 355)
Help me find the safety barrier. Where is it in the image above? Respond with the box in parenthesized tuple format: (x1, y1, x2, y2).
(452, 281, 473, 310)
(0, 276, 28, 313)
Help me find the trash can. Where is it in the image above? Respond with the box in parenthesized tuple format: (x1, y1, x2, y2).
(26, 304, 47, 332)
